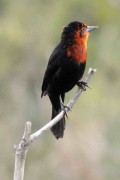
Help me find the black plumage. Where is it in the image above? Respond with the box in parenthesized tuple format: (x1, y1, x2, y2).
(41, 21, 97, 139)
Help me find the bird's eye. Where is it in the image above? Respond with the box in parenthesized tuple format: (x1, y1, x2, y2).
(82, 27, 86, 31)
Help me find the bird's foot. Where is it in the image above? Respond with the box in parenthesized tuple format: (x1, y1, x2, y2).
(60, 102, 71, 118)
(77, 81, 91, 91)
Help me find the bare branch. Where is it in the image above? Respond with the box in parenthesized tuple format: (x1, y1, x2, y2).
(13, 68, 96, 180)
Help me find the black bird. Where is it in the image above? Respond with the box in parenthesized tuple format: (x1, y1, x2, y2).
(41, 21, 98, 139)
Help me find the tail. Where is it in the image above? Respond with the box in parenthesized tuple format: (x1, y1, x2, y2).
(51, 107, 65, 139)
(49, 93, 65, 139)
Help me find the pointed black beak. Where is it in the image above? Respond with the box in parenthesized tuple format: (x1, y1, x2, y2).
(86, 26, 99, 32)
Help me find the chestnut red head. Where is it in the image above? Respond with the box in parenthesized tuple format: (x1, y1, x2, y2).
(62, 21, 98, 43)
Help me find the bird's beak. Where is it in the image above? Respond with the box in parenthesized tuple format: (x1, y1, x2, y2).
(86, 26, 99, 32)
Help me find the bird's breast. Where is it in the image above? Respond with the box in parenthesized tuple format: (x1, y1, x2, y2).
(67, 43, 87, 64)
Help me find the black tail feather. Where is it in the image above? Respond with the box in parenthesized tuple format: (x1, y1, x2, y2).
(50, 106, 65, 139)
(49, 93, 66, 139)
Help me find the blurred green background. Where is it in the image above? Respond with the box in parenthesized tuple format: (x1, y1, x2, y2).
(0, 0, 120, 179)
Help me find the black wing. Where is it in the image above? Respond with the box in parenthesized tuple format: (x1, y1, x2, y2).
(41, 44, 65, 97)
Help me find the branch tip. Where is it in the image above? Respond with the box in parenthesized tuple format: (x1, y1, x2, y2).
(89, 68, 97, 74)
(26, 121, 32, 126)
(23, 121, 32, 139)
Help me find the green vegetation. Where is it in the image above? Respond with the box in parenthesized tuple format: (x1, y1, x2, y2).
(0, 0, 120, 179)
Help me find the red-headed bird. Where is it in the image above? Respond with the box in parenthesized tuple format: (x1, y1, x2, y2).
(41, 21, 98, 139)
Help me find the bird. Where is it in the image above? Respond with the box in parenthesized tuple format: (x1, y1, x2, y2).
(41, 21, 98, 139)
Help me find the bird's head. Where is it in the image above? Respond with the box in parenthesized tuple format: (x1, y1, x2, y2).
(62, 21, 98, 45)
